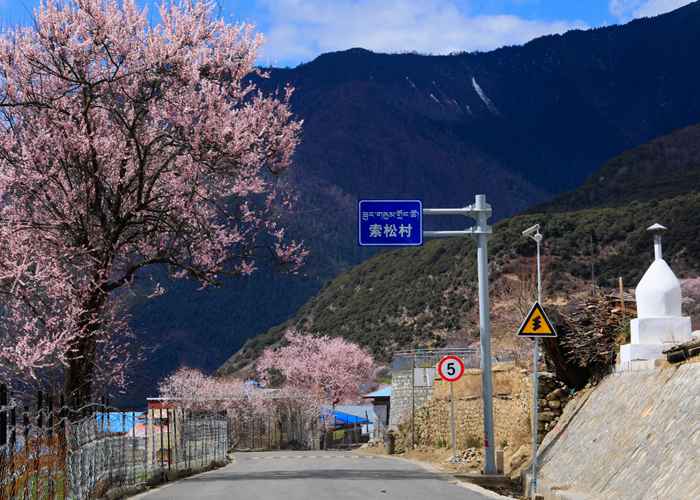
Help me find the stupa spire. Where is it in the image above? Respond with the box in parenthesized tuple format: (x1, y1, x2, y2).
(647, 223, 667, 261)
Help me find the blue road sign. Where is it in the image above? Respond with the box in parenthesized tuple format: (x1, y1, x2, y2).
(358, 200, 423, 246)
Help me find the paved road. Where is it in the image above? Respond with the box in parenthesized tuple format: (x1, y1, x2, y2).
(135, 450, 505, 500)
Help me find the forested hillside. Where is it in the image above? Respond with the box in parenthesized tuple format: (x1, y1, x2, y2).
(128, 2, 700, 403)
(539, 123, 700, 212)
(220, 122, 700, 375)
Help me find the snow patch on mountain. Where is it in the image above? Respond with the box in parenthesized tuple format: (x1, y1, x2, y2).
(471, 77, 499, 115)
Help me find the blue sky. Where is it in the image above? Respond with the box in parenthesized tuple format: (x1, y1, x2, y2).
(0, 0, 695, 66)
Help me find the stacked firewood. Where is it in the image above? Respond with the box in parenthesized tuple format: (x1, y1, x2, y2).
(543, 291, 634, 389)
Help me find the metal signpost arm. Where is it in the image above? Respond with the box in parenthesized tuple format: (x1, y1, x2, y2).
(423, 194, 497, 475)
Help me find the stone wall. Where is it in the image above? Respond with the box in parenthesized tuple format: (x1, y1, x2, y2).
(530, 363, 700, 499)
(535, 373, 571, 443)
(389, 367, 435, 429)
(395, 364, 533, 455)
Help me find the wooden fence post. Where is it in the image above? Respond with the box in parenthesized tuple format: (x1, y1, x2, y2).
(171, 407, 178, 472)
(47, 394, 53, 438)
(35, 391, 44, 499)
(0, 384, 8, 448)
(166, 409, 171, 473)
(47, 393, 54, 499)
(36, 391, 43, 430)
(10, 405, 16, 453)
(59, 393, 67, 499)
(22, 405, 29, 443)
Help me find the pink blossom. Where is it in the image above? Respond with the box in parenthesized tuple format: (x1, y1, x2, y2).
(0, 0, 304, 394)
(256, 330, 375, 406)
(158, 367, 321, 430)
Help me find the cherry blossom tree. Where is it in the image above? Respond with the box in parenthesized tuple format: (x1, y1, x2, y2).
(256, 330, 375, 406)
(159, 366, 323, 448)
(159, 367, 247, 409)
(0, 0, 304, 404)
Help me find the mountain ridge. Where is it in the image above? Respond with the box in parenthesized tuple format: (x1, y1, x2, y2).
(535, 122, 700, 212)
(125, 2, 700, 403)
(218, 121, 700, 376)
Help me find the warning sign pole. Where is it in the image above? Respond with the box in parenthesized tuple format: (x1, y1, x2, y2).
(523, 224, 543, 499)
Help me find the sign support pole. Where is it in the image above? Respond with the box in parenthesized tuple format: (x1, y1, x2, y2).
(523, 225, 543, 498)
(424, 194, 496, 475)
(450, 382, 456, 459)
(475, 196, 496, 475)
(437, 355, 465, 461)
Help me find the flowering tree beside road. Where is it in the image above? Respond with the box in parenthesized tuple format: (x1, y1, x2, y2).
(0, 0, 304, 404)
(159, 367, 248, 409)
(158, 367, 321, 448)
(256, 330, 375, 405)
(159, 332, 373, 448)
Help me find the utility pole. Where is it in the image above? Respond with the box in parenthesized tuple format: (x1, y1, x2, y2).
(522, 223, 542, 499)
(424, 194, 496, 475)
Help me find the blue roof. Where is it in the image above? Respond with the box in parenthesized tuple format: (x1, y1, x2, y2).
(320, 404, 376, 427)
(96, 412, 145, 434)
(324, 410, 369, 425)
(363, 387, 391, 398)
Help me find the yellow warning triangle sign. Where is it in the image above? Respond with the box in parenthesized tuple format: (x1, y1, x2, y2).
(517, 302, 557, 338)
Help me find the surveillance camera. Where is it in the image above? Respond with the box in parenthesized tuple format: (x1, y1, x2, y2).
(522, 224, 540, 237)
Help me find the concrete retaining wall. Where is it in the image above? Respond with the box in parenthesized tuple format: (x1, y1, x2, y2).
(530, 363, 700, 500)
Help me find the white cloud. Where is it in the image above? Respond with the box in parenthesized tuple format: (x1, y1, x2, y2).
(609, 0, 695, 20)
(256, 0, 587, 66)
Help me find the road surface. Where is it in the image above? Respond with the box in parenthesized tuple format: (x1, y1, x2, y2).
(135, 450, 507, 499)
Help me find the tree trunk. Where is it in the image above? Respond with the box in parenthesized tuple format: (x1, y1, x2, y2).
(64, 290, 106, 412)
(64, 335, 98, 413)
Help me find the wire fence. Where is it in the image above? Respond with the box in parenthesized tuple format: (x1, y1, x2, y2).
(226, 404, 376, 451)
(391, 347, 518, 370)
(228, 405, 318, 451)
(0, 386, 228, 499)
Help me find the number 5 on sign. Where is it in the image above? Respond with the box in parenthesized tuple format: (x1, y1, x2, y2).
(437, 355, 465, 382)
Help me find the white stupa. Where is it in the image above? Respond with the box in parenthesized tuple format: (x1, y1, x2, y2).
(619, 224, 693, 367)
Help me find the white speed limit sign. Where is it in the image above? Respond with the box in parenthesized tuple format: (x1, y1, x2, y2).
(437, 355, 465, 382)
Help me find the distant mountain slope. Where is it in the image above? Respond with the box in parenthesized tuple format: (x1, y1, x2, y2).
(538, 123, 700, 212)
(219, 123, 700, 376)
(128, 2, 700, 403)
(269, 0, 700, 198)
(220, 191, 700, 376)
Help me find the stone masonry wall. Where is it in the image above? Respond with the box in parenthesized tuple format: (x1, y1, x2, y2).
(395, 364, 533, 454)
(531, 362, 700, 500)
(389, 369, 433, 429)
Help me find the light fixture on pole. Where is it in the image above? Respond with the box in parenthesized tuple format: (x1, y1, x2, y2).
(522, 223, 542, 499)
